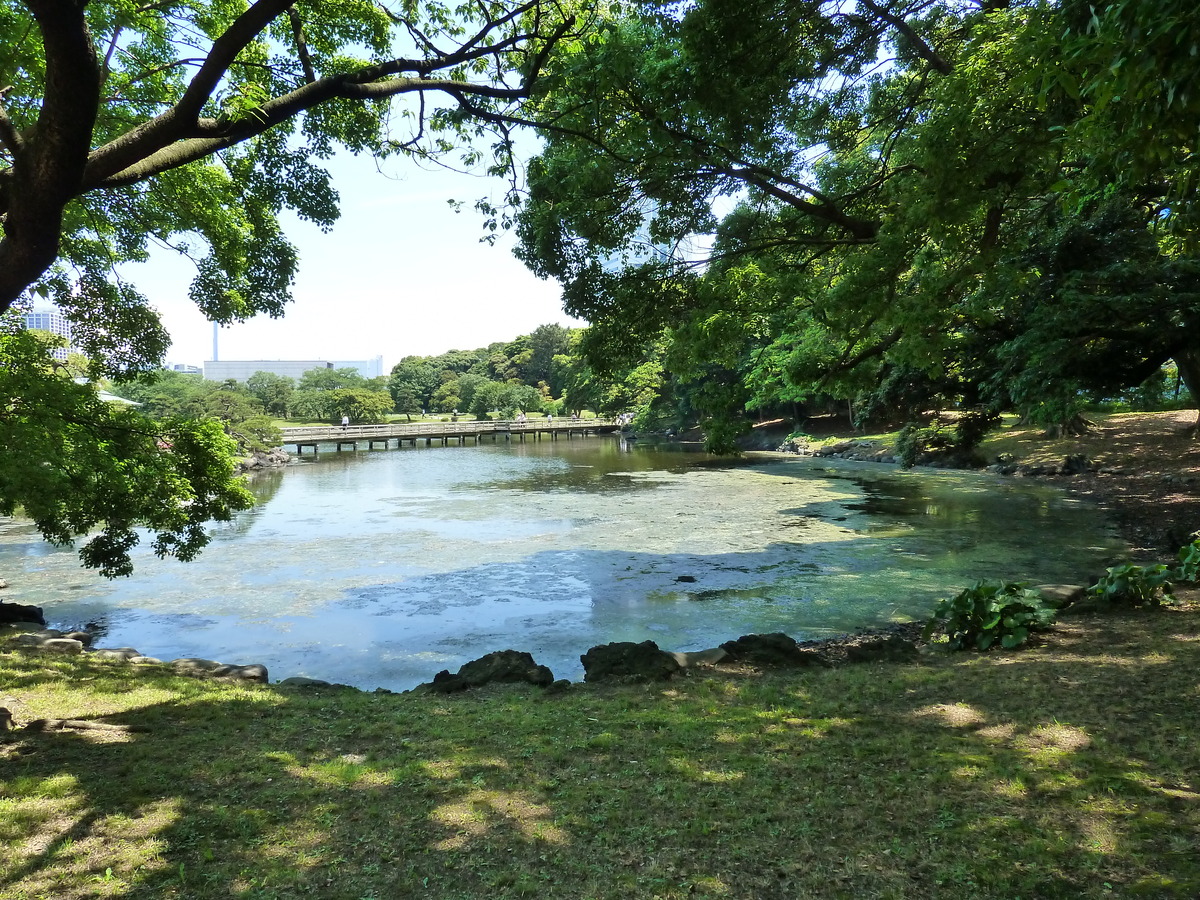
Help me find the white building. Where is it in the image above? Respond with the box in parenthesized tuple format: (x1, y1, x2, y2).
(203, 360, 333, 382)
(202, 356, 384, 382)
(333, 356, 385, 379)
(22, 299, 75, 360)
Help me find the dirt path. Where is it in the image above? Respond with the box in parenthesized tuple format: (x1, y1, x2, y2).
(1027, 411, 1200, 556)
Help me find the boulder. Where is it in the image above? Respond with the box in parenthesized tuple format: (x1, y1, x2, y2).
(719, 632, 830, 668)
(231, 664, 269, 683)
(425, 649, 555, 693)
(0, 600, 46, 626)
(170, 657, 224, 675)
(41, 638, 85, 654)
(1060, 454, 1091, 476)
(169, 658, 268, 682)
(1035, 584, 1086, 609)
(90, 647, 141, 661)
(12, 629, 63, 646)
(63, 631, 94, 646)
(278, 675, 333, 688)
(580, 640, 681, 683)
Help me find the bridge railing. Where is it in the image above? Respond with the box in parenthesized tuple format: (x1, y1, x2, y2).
(279, 418, 618, 441)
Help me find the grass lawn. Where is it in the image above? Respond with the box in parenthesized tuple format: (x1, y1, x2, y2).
(3, 597, 1199, 899)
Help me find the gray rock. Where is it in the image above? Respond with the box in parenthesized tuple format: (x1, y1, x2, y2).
(169, 658, 267, 682)
(234, 664, 269, 683)
(580, 640, 681, 683)
(1060, 454, 1091, 475)
(63, 631, 94, 646)
(41, 638, 85, 654)
(90, 647, 141, 661)
(279, 676, 333, 688)
(170, 657, 224, 675)
(1035, 584, 1086, 609)
(13, 629, 63, 646)
(129, 656, 164, 665)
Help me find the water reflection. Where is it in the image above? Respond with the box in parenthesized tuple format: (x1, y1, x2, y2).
(0, 440, 1125, 690)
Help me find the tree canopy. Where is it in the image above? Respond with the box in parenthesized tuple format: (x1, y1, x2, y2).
(514, 0, 1200, 447)
(0, 0, 580, 572)
(4, 0, 1198, 569)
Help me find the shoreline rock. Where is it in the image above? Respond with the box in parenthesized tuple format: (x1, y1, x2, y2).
(237, 447, 296, 473)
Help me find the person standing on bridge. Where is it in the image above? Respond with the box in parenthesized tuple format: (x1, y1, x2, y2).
(341, 415, 349, 428)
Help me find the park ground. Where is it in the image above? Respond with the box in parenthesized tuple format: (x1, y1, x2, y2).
(2, 411, 1198, 899)
(752, 408, 1200, 555)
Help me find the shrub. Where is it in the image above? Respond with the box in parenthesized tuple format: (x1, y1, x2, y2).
(895, 409, 999, 469)
(1175, 537, 1200, 583)
(924, 581, 1058, 651)
(1089, 563, 1175, 606)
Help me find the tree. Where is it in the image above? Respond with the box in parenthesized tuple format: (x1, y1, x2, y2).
(0, 0, 581, 316)
(515, 0, 1200, 442)
(0, 0, 582, 572)
(328, 387, 392, 424)
(297, 367, 366, 393)
(388, 357, 441, 412)
(246, 370, 295, 416)
(115, 367, 212, 418)
(526, 322, 571, 393)
(0, 330, 252, 577)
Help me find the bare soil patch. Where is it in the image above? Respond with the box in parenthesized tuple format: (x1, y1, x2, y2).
(1009, 411, 1200, 556)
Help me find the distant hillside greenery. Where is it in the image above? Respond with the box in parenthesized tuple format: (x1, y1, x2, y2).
(388, 322, 661, 424)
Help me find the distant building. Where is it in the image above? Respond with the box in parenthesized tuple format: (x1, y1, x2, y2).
(203, 360, 333, 382)
(22, 299, 75, 360)
(202, 357, 384, 382)
(168, 363, 203, 375)
(333, 356, 385, 379)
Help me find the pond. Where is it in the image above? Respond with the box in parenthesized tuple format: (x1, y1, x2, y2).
(0, 438, 1125, 689)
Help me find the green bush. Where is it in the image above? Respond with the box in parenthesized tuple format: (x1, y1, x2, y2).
(895, 409, 999, 469)
(924, 581, 1058, 651)
(1175, 537, 1200, 584)
(1089, 563, 1175, 606)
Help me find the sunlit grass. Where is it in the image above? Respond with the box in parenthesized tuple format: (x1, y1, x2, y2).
(2, 597, 1199, 898)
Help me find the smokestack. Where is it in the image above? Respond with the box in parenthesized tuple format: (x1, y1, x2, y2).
(212, 323, 218, 361)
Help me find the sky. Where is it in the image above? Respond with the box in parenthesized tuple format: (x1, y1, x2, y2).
(134, 150, 581, 371)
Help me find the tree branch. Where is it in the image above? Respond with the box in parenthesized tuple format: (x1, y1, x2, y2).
(859, 0, 952, 75)
(0, 0, 100, 313)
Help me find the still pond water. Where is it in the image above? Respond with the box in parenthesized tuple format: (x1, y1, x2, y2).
(0, 437, 1125, 689)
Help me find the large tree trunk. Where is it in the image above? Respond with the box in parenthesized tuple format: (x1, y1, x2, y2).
(1173, 349, 1200, 434)
(0, 1, 100, 313)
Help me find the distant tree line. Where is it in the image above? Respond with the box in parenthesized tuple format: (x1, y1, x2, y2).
(111, 322, 653, 449)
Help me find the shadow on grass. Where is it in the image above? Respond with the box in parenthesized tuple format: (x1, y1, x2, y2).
(2, 602, 1199, 899)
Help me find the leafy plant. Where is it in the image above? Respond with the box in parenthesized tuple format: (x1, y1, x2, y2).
(1089, 563, 1175, 606)
(1175, 537, 1200, 584)
(924, 581, 1058, 651)
(895, 410, 999, 469)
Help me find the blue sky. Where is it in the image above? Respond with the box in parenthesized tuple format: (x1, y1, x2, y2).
(140, 150, 580, 370)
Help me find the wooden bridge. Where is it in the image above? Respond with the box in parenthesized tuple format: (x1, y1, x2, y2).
(280, 418, 621, 455)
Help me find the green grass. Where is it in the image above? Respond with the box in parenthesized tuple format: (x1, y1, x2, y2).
(3, 600, 1199, 898)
